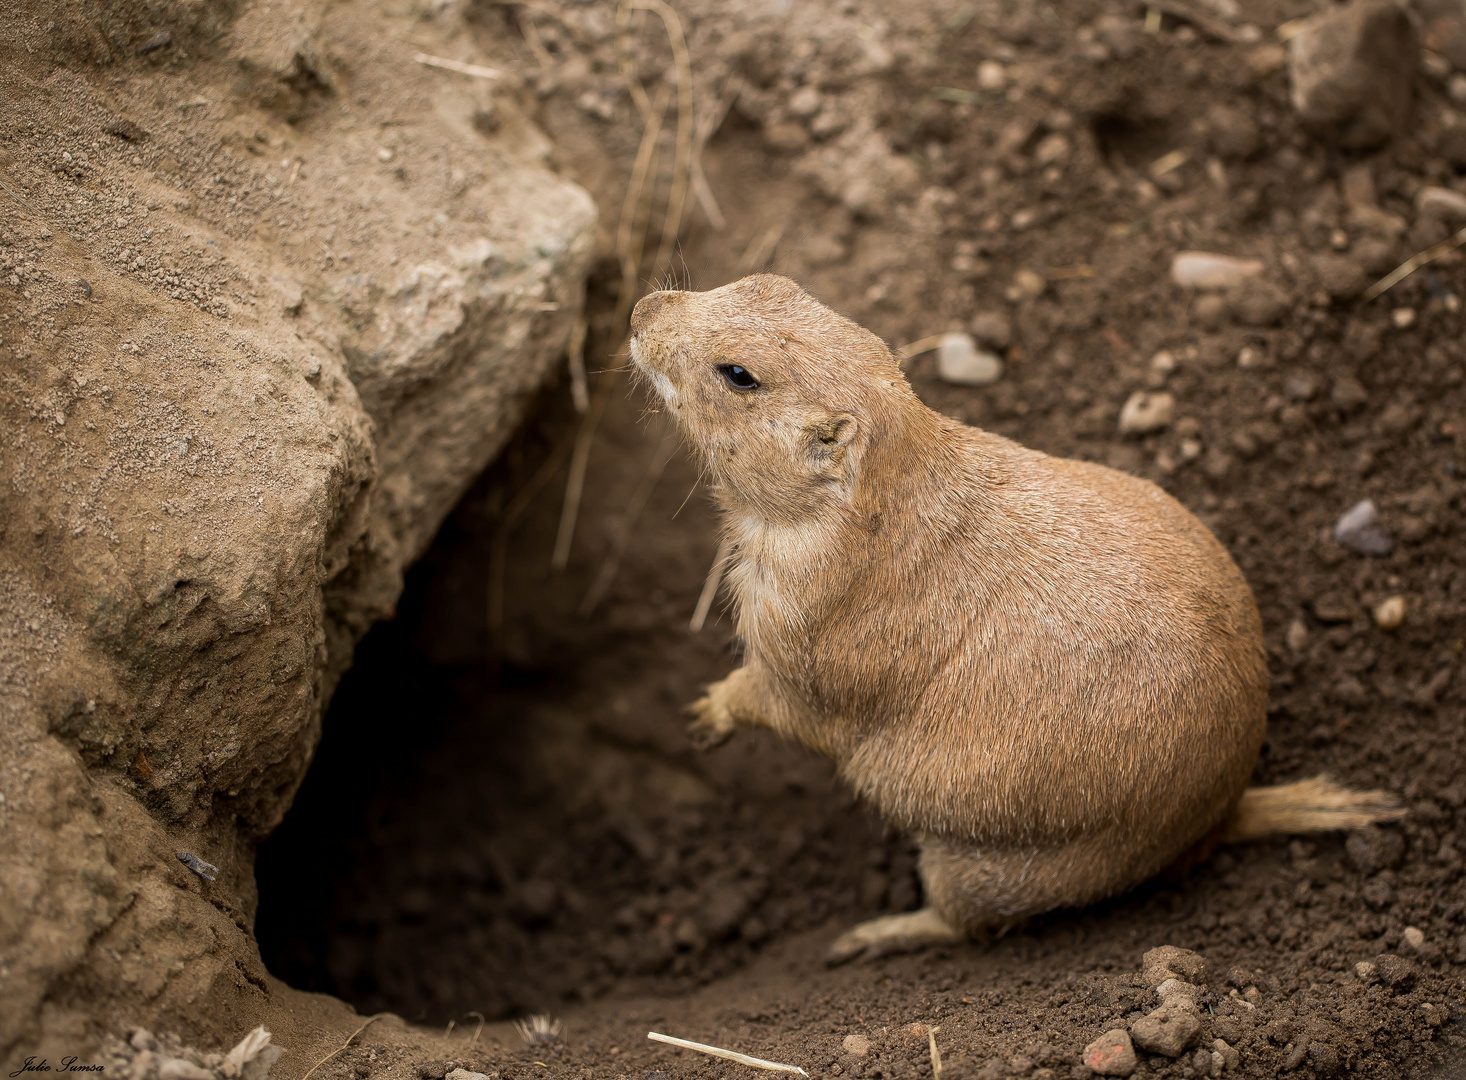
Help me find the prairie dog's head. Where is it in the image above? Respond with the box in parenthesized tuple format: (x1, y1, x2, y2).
(629, 275, 913, 523)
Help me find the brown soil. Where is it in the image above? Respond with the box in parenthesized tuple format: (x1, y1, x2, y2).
(257, 0, 1466, 1078)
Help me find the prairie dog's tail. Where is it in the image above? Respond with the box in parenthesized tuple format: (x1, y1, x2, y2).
(1222, 775, 1406, 843)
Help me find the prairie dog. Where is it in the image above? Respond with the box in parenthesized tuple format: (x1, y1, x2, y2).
(629, 274, 1401, 962)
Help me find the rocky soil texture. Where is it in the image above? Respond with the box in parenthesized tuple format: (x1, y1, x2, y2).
(4, 0, 1466, 1077)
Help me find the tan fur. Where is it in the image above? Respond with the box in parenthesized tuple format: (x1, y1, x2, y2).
(628, 275, 1401, 956)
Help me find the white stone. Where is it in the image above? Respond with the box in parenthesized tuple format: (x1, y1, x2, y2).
(1170, 251, 1265, 290)
(1118, 391, 1175, 434)
(936, 332, 1004, 386)
(978, 60, 1007, 90)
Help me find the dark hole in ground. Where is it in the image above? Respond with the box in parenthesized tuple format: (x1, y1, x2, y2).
(254, 368, 921, 1023)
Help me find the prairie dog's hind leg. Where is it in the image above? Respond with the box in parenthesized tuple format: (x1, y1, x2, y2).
(686, 665, 774, 750)
(825, 835, 1143, 965)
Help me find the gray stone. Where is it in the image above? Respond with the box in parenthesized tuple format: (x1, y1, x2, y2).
(1288, 0, 1417, 149)
(1334, 499, 1395, 555)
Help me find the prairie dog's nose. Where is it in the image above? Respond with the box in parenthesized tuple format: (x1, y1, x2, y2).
(630, 290, 684, 333)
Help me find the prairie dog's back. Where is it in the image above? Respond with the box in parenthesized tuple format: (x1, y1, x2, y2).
(831, 427, 1267, 868)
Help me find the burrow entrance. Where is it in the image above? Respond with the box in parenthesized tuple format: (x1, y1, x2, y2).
(253, 365, 918, 1023)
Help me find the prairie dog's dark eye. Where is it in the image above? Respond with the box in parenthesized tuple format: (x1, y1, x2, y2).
(717, 363, 760, 391)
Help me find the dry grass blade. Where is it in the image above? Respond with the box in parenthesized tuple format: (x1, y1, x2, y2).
(412, 53, 504, 80)
(580, 429, 679, 615)
(648, 1032, 808, 1076)
(552, 368, 618, 572)
(567, 317, 589, 413)
(519, 9, 555, 68)
(488, 422, 581, 646)
(1362, 224, 1466, 302)
(928, 1027, 942, 1080)
(299, 1015, 387, 1080)
(896, 334, 947, 365)
(690, 75, 742, 230)
(467, 1012, 486, 1049)
(740, 222, 786, 272)
(689, 533, 734, 632)
(614, 83, 671, 329)
(622, 0, 695, 280)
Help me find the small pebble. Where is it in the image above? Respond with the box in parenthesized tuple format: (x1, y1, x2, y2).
(1355, 960, 1378, 983)
(1009, 268, 1047, 301)
(377, 147, 395, 162)
(1170, 251, 1264, 291)
(1150, 350, 1177, 375)
(1373, 594, 1406, 629)
(1403, 926, 1426, 951)
(1118, 391, 1175, 435)
(842, 1034, 871, 1058)
(1212, 1039, 1240, 1071)
(176, 852, 219, 881)
(936, 332, 1003, 386)
(1083, 1029, 1137, 1077)
(1333, 498, 1394, 556)
(788, 85, 822, 118)
(1391, 307, 1416, 329)
(1285, 618, 1309, 652)
(1157, 978, 1202, 1010)
(977, 60, 1007, 90)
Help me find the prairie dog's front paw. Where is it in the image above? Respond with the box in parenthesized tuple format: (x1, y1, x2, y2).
(685, 692, 737, 750)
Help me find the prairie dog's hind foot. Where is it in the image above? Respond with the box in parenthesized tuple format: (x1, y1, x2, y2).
(825, 908, 963, 966)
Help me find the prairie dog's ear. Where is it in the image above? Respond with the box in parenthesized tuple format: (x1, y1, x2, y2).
(806, 413, 857, 476)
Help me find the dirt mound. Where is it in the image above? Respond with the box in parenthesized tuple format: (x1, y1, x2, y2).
(0, 0, 591, 1062)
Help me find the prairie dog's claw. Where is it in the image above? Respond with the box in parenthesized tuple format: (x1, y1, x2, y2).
(685, 694, 736, 750)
